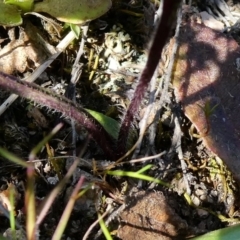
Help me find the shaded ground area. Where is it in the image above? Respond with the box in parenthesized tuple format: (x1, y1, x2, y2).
(0, 0, 240, 239)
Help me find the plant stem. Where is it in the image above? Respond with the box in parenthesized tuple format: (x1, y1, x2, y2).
(0, 72, 116, 159)
(117, 0, 182, 156)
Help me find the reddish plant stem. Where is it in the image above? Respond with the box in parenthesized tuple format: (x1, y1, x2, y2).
(117, 0, 182, 156)
(0, 1, 181, 160)
(0, 72, 116, 160)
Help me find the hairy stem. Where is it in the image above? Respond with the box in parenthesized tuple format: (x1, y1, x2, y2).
(117, 0, 182, 156)
(0, 72, 116, 160)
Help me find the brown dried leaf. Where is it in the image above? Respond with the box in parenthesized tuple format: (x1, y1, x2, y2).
(0, 183, 20, 215)
(27, 106, 49, 128)
(0, 22, 56, 74)
(173, 21, 240, 184)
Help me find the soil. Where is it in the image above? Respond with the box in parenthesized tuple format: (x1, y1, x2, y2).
(0, 0, 240, 240)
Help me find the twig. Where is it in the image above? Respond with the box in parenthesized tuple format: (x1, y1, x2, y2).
(132, 69, 158, 159)
(148, 3, 182, 157)
(0, 72, 116, 159)
(83, 201, 114, 240)
(0, 30, 76, 116)
(36, 136, 90, 226)
(121, 151, 166, 165)
(148, 77, 164, 161)
(93, 203, 125, 240)
(52, 176, 85, 240)
(68, 24, 89, 157)
(172, 112, 191, 195)
(117, 0, 182, 156)
(154, 0, 163, 25)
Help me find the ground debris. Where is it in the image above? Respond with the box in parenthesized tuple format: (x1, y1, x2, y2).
(117, 188, 188, 240)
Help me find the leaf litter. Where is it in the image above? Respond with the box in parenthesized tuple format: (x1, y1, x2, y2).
(1, 1, 240, 240)
(173, 19, 240, 184)
(0, 21, 56, 74)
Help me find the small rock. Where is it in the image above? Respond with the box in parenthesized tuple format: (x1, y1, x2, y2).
(117, 188, 188, 240)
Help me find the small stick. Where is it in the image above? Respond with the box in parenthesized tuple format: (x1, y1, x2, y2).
(0, 30, 76, 116)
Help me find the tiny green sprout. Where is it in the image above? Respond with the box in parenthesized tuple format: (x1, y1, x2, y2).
(107, 164, 171, 187)
(69, 24, 81, 39)
(197, 100, 219, 118)
(190, 100, 219, 138)
(98, 212, 113, 240)
(85, 108, 120, 140)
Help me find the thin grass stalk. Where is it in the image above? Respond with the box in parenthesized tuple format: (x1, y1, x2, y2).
(36, 136, 89, 226)
(0, 147, 29, 168)
(82, 206, 112, 240)
(0, 72, 115, 159)
(0, 30, 76, 115)
(25, 164, 36, 240)
(9, 187, 16, 240)
(107, 164, 170, 187)
(98, 212, 113, 240)
(51, 176, 85, 240)
(29, 123, 63, 161)
(27, 124, 63, 238)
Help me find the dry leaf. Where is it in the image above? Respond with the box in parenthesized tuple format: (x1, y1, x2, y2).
(173, 21, 240, 184)
(27, 106, 49, 128)
(199, 11, 224, 31)
(0, 22, 56, 74)
(0, 183, 20, 215)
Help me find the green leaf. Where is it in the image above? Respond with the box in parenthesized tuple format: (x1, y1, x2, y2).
(192, 224, 240, 240)
(98, 212, 113, 240)
(85, 108, 119, 140)
(107, 165, 171, 187)
(33, 0, 112, 24)
(0, 147, 29, 168)
(4, 0, 33, 12)
(0, 1, 22, 26)
(70, 23, 81, 39)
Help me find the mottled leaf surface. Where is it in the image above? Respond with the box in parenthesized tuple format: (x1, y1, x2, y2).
(173, 21, 240, 183)
(0, 1, 22, 26)
(33, 0, 112, 24)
